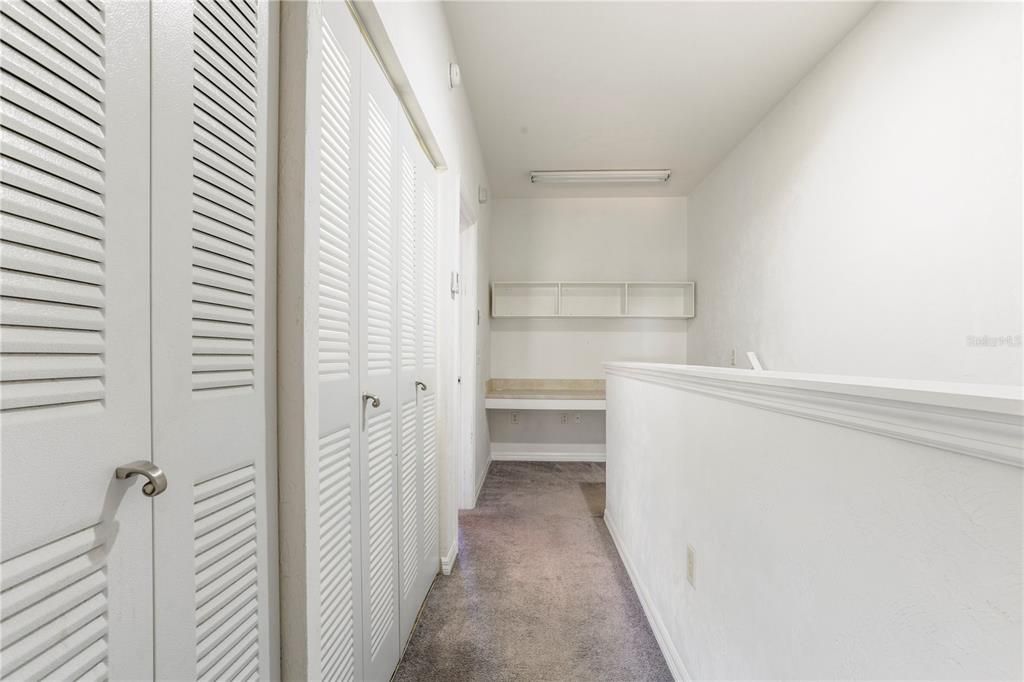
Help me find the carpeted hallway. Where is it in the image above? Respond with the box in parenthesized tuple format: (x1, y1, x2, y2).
(393, 461, 672, 681)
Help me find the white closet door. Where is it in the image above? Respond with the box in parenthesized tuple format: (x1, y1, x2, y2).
(416, 154, 441, 588)
(396, 118, 422, 647)
(150, 0, 277, 679)
(315, 3, 364, 680)
(357, 37, 401, 682)
(0, 1, 153, 678)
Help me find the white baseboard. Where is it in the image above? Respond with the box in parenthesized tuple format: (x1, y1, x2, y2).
(604, 510, 691, 682)
(440, 537, 458, 576)
(489, 442, 606, 462)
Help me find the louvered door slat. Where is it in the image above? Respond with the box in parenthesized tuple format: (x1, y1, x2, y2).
(190, 0, 259, 394)
(149, 0, 273, 677)
(193, 464, 261, 682)
(1, 98, 102, 170)
(311, 7, 363, 680)
(0, 46, 102, 125)
(2, 2, 153, 678)
(11, 0, 104, 58)
(396, 118, 430, 647)
(194, 155, 256, 207)
(416, 160, 440, 593)
(365, 409, 395, 659)
(2, 0, 106, 414)
(422, 392, 439, 558)
(4, 1, 102, 66)
(0, 11, 103, 101)
(399, 150, 416, 371)
(0, 76, 102, 149)
(194, 139, 255, 193)
(318, 18, 353, 383)
(357, 32, 401, 681)
(420, 182, 437, 369)
(319, 428, 356, 682)
(0, 127, 103, 192)
(194, 4, 255, 78)
(399, 400, 418, 599)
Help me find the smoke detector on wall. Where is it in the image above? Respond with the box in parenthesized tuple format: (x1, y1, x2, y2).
(449, 63, 461, 89)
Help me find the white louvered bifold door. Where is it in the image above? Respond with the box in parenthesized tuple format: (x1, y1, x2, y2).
(150, 0, 278, 679)
(357, 36, 401, 682)
(314, 3, 364, 681)
(395, 116, 422, 648)
(415, 150, 442, 591)
(0, 2, 154, 679)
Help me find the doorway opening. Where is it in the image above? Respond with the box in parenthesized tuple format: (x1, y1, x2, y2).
(457, 189, 480, 510)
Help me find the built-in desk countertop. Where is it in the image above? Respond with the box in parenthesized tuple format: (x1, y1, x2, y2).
(484, 379, 607, 410)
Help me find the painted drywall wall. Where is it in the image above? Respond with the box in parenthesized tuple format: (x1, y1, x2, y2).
(374, 0, 492, 562)
(490, 197, 688, 379)
(605, 367, 1022, 679)
(687, 2, 1022, 385)
(487, 409, 606, 462)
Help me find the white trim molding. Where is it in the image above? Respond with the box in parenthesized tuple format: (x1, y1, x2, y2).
(605, 510, 691, 682)
(441, 538, 458, 576)
(490, 442, 607, 463)
(605, 362, 1024, 468)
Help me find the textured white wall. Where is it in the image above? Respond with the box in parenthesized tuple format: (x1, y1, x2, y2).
(605, 369, 1022, 679)
(487, 409, 605, 446)
(687, 2, 1022, 385)
(490, 197, 688, 379)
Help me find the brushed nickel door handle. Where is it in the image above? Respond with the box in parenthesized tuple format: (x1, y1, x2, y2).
(415, 381, 427, 392)
(115, 461, 167, 497)
(363, 393, 381, 409)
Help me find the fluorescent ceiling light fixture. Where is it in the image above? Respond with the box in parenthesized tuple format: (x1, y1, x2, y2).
(529, 169, 671, 184)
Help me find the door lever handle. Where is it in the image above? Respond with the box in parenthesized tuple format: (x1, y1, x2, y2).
(115, 461, 167, 497)
(415, 381, 427, 392)
(363, 393, 381, 409)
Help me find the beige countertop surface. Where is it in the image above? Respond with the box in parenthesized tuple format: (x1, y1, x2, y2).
(485, 379, 606, 400)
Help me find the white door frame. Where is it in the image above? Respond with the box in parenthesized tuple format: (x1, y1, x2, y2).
(457, 194, 479, 510)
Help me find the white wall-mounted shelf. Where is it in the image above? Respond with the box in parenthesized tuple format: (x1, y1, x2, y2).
(491, 281, 694, 319)
(485, 397, 607, 411)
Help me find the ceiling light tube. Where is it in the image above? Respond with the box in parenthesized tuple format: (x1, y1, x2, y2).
(529, 169, 671, 184)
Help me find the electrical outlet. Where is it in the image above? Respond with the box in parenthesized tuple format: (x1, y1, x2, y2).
(560, 413, 568, 425)
(686, 545, 696, 588)
(511, 412, 519, 425)
(574, 414, 582, 424)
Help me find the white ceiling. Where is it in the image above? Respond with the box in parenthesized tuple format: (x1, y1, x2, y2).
(444, 1, 875, 198)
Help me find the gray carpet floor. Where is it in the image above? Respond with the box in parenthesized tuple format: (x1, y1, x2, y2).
(393, 461, 673, 682)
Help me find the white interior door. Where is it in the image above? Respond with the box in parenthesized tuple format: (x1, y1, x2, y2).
(150, 0, 277, 678)
(357, 36, 400, 682)
(396, 118, 422, 647)
(0, 1, 153, 678)
(314, 2, 364, 680)
(416, 155, 441, 588)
